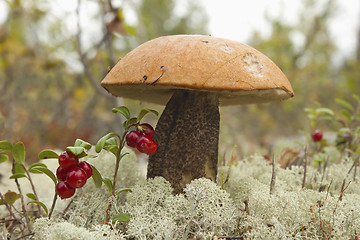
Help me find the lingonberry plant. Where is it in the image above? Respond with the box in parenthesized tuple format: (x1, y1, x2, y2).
(305, 105, 334, 155)
(95, 106, 158, 221)
(304, 95, 360, 167)
(334, 94, 360, 159)
(0, 106, 158, 238)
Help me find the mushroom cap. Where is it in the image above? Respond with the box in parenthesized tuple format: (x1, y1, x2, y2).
(101, 34, 294, 106)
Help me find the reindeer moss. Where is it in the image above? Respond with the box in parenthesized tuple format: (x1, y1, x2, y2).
(3, 149, 359, 239)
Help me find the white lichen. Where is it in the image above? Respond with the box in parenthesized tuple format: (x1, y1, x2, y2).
(33, 217, 124, 240)
(2, 145, 360, 239)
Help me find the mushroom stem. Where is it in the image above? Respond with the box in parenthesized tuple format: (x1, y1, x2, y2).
(147, 89, 220, 194)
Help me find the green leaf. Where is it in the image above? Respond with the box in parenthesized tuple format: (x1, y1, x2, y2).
(9, 173, 27, 179)
(102, 177, 113, 194)
(29, 163, 48, 174)
(12, 142, 25, 164)
(137, 108, 159, 122)
(112, 213, 130, 223)
(14, 163, 25, 174)
(30, 167, 57, 185)
(123, 117, 138, 130)
(104, 145, 119, 157)
(336, 98, 354, 112)
(0, 154, 8, 163)
(340, 109, 352, 121)
(115, 188, 132, 196)
(38, 149, 59, 160)
(26, 193, 37, 200)
(352, 94, 360, 104)
(103, 138, 119, 156)
(74, 139, 92, 150)
(105, 137, 118, 146)
(95, 132, 120, 153)
(112, 106, 130, 120)
(91, 164, 102, 188)
(4, 191, 20, 205)
(0, 140, 12, 153)
(304, 108, 316, 116)
(27, 200, 48, 216)
(66, 147, 87, 158)
(315, 108, 334, 116)
(119, 152, 129, 160)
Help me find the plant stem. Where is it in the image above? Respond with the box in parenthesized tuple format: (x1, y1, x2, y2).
(302, 146, 308, 189)
(11, 161, 32, 232)
(106, 130, 128, 222)
(269, 155, 276, 195)
(22, 164, 42, 216)
(48, 191, 57, 219)
(112, 131, 127, 192)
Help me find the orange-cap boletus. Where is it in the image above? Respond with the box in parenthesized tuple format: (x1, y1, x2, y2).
(101, 34, 294, 194)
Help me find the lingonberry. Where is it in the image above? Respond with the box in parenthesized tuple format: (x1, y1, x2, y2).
(58, 151, 79, 171)
(66, 167, 87, 188)
(137, 123, 155, 138)
(79, 161, 93, 179)
(56, 166, 69, 181)
(137, 135, 157, 155)
(126, 131, 141, 148)
(312, 130, 323, 142)
(56, 181, 75, 199)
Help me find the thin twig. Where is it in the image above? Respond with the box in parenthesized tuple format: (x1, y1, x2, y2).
(243, 198, 250, 215)
(22, 164, 42, 216)
(269, 154, 276, 195)
(320, 157, 329, 183)
(325, 181, 351, 239)
(141, 66, 166, 92)
(340, 156, 359, 199)
(61, 198, 74, 220)
(302, 146, 308, 189)
(324, 180, 332, 202)
(217, 236, 244, 239)
(14, 232, 34, 240)
(76, 0, 114, 99)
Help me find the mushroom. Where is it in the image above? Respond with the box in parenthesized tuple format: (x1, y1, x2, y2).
(101, 34, 294, 194)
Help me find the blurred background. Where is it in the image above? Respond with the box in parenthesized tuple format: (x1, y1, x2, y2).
(0, 0, 359, 162)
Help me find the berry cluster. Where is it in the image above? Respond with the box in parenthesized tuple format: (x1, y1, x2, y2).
(126, 123, 157, 155)
(55, 151, 93, 199)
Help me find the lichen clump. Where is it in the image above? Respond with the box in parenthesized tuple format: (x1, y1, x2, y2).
(123, 177, 237, 239)
(28, 151, 360, 239)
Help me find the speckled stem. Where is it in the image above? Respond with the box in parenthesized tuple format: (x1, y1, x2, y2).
(147, 89, 219, 194)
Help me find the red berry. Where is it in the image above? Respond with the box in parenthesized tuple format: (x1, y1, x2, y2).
(126, 131, 141, 148)
(79, 161, 93, 179)
(58, 151, 79, 171)
(56, 181, 75, 199)
(56, 166, 69, 181)
(66, 167, 87, 188)
(137, 123, 155, 138)
(136, 135, 157, 155)
(312, 130, 323, 142)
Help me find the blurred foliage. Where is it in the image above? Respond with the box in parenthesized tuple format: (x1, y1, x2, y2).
(220, 0, 360, 156)
(0, 0, 208, 162)
(0, 0, 359, 161)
